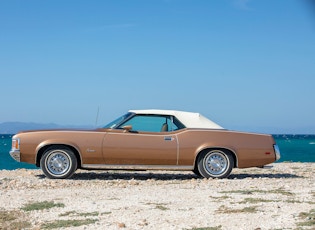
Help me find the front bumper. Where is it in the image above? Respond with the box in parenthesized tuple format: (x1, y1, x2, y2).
(10, 150, 21, 162)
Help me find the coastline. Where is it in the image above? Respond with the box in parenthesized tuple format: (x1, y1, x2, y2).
(0, 162, 314, 230)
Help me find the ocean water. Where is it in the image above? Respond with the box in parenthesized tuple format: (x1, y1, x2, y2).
(273, 134, 315, 162)
(0, 134, 37, 170)
(0, 134, 314, 170)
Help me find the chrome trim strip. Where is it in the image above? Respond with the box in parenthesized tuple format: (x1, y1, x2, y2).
(81, 164, 194, 171)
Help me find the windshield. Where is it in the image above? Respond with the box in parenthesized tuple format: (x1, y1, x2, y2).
(102, 112, 133, 129)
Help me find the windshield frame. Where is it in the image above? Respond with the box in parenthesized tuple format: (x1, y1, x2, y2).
(102, 112, 134, 129)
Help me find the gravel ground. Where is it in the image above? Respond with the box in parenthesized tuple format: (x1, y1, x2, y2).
(0, 163, 314, 230)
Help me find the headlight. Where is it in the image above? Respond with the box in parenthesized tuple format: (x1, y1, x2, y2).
(12, 138, 20, 150)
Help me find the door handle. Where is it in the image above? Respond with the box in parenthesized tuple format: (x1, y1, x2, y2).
(164, 136, 174, 141)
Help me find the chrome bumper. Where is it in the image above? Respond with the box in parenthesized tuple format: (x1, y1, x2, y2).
(10, 150, 21, 162)
(262, 165, 273, 169)
(273, 144, 281, 161)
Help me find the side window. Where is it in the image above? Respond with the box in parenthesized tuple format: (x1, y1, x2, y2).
(118, 115, 186, 132)
(119, 115, 170, 132)
(169, 116, 186, 131)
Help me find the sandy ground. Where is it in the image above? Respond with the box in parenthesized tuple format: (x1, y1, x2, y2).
(0, 163, 314, 230)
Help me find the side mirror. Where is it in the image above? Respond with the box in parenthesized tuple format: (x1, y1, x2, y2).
(122, 125, 132, 132)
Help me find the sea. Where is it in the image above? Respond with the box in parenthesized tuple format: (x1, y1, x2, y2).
(0, 134, 314, 170)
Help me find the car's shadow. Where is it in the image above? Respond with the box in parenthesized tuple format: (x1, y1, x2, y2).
(36, 171, 302, 180)
(228, 173, 301, 179)
(70, 171, 199, 181)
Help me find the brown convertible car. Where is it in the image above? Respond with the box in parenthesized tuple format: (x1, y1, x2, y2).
(10, 109, 280, 179)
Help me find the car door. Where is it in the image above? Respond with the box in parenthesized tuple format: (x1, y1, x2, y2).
(102, 115, 178, 165)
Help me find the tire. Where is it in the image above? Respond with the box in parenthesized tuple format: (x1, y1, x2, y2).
(197, 149, 234, 179)
(40, 146, 77, 179)
(192, 166, 202, 177)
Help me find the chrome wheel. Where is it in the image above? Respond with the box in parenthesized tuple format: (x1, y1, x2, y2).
(40, 146, 77, 179)
(197, 149, 234, 179)
(46, 150, 71, 175)
(204, 151, 228, 175)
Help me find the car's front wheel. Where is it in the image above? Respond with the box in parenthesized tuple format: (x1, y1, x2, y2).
(40, 146, 77, 179)
(197, 149, 234, 179)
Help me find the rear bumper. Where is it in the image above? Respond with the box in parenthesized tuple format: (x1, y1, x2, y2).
(10, 150, 21, 162)
(262, 165, 273, 169)
(273, 144, 281, 161)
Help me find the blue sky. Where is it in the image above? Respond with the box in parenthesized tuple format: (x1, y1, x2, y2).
(0, 0, 314, 134)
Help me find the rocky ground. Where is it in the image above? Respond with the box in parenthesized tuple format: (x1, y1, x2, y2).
(0, 163, 314, 230)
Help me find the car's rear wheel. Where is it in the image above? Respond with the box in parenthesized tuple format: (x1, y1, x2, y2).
(40, 146, 77, 179)
(197, 149, 234, 179)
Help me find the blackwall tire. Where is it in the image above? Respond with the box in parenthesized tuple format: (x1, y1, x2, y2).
(197, 149, 234, 179)
(40, 146, 77, 179)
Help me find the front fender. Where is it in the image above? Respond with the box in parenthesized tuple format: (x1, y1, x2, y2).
(35, 139, 82, 166)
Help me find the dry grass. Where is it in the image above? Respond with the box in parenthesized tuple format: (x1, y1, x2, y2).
(41, 219, 98, 229)
(145, 202, 170, 211)
(209, 195, 230, 200)
(218, 205, 259, 214)
(297, 209, 315, 227)
(21, 201, 65, 212)
(220, 189, 293, 196)
(0, 210, 31, 229)
(240, 198, 274, 204)
(155, 205, 169, 211)
(59, 211, 99, 217)
(186, 227, 222, 230)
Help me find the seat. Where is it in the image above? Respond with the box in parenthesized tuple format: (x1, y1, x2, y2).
(160, 123, 168, 132)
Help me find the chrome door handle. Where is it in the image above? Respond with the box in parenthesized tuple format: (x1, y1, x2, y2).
(164, 136, 174, 141)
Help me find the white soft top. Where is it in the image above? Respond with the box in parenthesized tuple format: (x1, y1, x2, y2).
(129, 109, 224, 129)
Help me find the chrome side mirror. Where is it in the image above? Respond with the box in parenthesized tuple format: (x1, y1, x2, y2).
(122, 125, 132, 132)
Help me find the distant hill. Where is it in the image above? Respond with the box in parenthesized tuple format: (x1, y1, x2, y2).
(0, 122, 94, 134)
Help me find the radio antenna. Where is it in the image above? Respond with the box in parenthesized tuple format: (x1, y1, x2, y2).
(95, 106, 100, 127)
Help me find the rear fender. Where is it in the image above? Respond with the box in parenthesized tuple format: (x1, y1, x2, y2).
(194, 145, 238, 168)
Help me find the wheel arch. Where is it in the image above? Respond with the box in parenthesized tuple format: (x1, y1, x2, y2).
(36, 143, 82, 168)
(194, 147, 238, 169)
